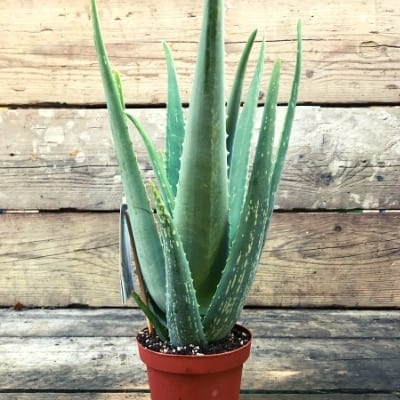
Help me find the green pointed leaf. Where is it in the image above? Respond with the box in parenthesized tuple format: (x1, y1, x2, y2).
(228, 40, 265, 245)
(126, 112, 174, 214)
(203, 59, 281, 341)
(204, 22, 302, 340)
(113, 70, 125, 108)
(132, 292, 168, 341)
(226, 30, 257, 167)
(151, 183, 206, 348)
(268, 20, 302, 215)
(91, 0, 166, 311)
(204, 17, 302, 340)
(173, 0, 229, 310)
(163, 42, 185, 198)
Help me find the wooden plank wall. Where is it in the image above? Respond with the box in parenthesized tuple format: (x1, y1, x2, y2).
(0, 0, 399, 308)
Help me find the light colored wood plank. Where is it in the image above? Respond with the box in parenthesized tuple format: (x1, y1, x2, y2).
(1, 308, 399, 339)
(1, 336, 398, 391)
(255, 212, 400, 308)
(1, 212, 399, 307)
(1, 107, 400, 211)
(0, 212, 119, 307)
(0, 394, 397, 400)
(0, 0, 399, 105)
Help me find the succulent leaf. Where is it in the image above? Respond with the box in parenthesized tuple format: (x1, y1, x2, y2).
(203, 21, 302, 340)
(164, 42, 186, 198)
(203, 58, 282, 341)
(267, 20, 302, 215)
(126, 112, 174, 214)
(226, 30, 257, 168)
(228, 40, 266, 245)
(91, 0, 166, 312)
(151, 183, 207, 347)
(113, 70, 125, 108)
(92, 0, 301, 346)
(173, 0, 229, 311)
(132, 292, 168, 341)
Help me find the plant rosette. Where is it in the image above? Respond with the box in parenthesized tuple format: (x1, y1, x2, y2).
(91, 0, 301, 397)
(137, 324, 252, 400)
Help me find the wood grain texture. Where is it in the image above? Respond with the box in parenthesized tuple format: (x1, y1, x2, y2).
(0, 395, 397, 400)
(1, 212, 399, 308)
(0, 0, 399, 105)
(1, 308, 399, 339)
(1, 107, 400, 211)
(0, 309, 399, 393)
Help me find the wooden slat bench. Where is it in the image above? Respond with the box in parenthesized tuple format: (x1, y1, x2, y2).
(1, 0, 399, 398)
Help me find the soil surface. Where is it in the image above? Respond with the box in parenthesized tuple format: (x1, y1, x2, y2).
(137, 325, 251, 355)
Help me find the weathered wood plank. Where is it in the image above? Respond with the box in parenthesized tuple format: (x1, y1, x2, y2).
(0, 309, 399, 392)
(0, 212, 119, 307)
(1, 107, 400, 211)
(1, 0, 399, 105)
(1, 212, 399, 308)
(0, 394, 398, 400)
(0, 309, 400, 394)
(1, 308, 399, 339)
(1, 337, 398, 391)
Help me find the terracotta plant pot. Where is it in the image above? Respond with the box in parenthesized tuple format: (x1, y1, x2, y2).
(137, 325, 252, 400)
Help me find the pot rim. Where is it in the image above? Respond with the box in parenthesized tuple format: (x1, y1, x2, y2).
(136, 324, 252, 358)
(136, 324, 252, 374)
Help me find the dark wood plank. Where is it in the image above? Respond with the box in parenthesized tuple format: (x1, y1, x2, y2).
(1, 0, 399, 105)
(0, 309, 399, 392)
(1, 212, 399, 308)
(1, 309, 399, 339)
(1, 107, 400, 210)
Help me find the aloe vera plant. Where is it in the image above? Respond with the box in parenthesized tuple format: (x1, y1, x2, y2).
(91, 0, 302, 347)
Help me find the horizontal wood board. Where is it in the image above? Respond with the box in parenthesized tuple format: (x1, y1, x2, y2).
(0, 0, 400, 105)
(1, 309, 399, 393)
(0, 396, 398, 400)
(1, 107, 400, 211)
(2, 309, 399, 339)
(1, 212, 399, 308)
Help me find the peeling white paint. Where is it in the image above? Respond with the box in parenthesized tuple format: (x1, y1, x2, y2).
(45, 127, 64, 144)
(30, 124, 46, 135)
(75, 151, 86, 163)
(32, 139, 38, 154)
(66, 120, 75, 129)
(113, 175, 122, 184)
(39, 109, 55, 118)
(328, 159, 342, 177)
(375, 109, 399, 128)
(80, 131, 91, 142)
(39, 145, 51, 154)
(363, 193, 378, 208)
(349, 193, 361, 205)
